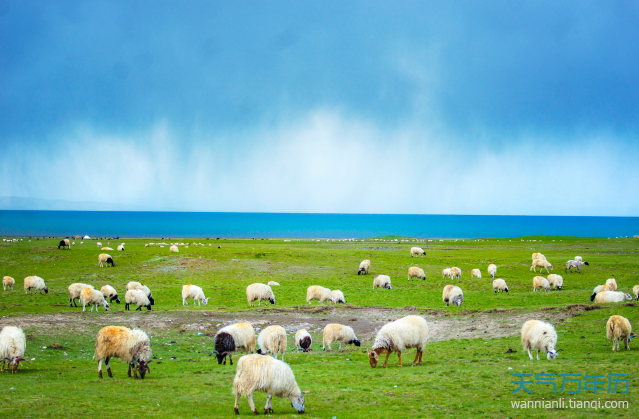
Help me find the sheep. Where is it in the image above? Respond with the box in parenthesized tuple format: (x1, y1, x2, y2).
(575, 256, 583, 261)
(634, 285, 639, 300)
(493, 278, 509, 293)
(606, 278, 618, 291)
(521, 320, 559, 360)
(94, 326, 152, 379)
(101, 247, 114, 251)
(450, 266, 462, 279)
(410, 247, 425, 257)
(96, 242, 102, 247)
(487, 264, 497, 278)
(125, 289, 152, 311)
(594, 291, 633, 303)
(68, 283, 94, 307)
(408, 266, 426, 281)
(331, 289, 346, 304)
(0, 326, 27, 373)
(81, 287, 110, 312)
(117, 244, 125, 251)
(24, 276, 48, 294)
(322, 324, 360, 351)
(368, 315, 429, 368)
(531, 259, 553, 273)
(126, 281, 155, 305)
(170, 245, 179, 253)
(533, 276, 550, 292)
(606, 315, 632, 352)
(58, 239, 71, 249)
(256, 325, 287, 360)
(373, 274, 392, 289)
(547, 274, 564, 290)
(182, 284, 209, 306)
(100, 285, 121, 304)
(267, 281, 280, 286)
(590, 284, 614, 301)
(295, 329, 312, 352)
(212, 322, 257, 365)
(232, 354, 306, 415)
(442, 268, 452, 279)
(246, 283, 276, 307)
(471, 268, 482, 278)
(532, 252, 546, 261)
(3, 276, 15, 291)
(98, 253, 115, 267)
(357, 260, 370, 275)
(306, 285, 335, 304)
(565, 259, 589, 273)
(442, 285, 463, 307)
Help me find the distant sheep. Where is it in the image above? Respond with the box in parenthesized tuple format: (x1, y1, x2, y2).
(117, 244, 125, 251)
(521, 320, 558, 360)
(68, 283, 94, 307)
(442, 268, 452, 279)
(471, 269, 482, 279)
(3, 276, 15, 291)
(94, 326, 152, 379)
(213, 322, 257, 365)
(98, 253, 115, 268)
(182, 284, 209, 306)
(126, 282, 154, 305)
(24, 276, 48, 294)
(306, 285, 335, 304)
(532, 252, 546, 261)
(0, 326, 27, 373)
(594, 291, 633, 303)
(246, 283, 276, 307)
(373, 274, 392, 289)
(58, 239, 71, 249)
(408, 267, 426, 281)
(533, 276, 550, 292)
(634, 285, 639, 300)
(81, 287, 110, 312)
(590, 284, 614, 301)
(170, 245, 179, 253)
(322, 324, 360, 351)
(410, 247, 425, 257)
(450, 267, 462, 279)
(574, 256, 582, 261)
(606, 315, 631, 352)
(331, 289, 346, 304)
(565, 259, 589, 273)
(257, 325, 287, 361)
(358, 260, 370, 275)
(442, 285, 463, 307)
(125, 289, 152, 311)
(96, 242, 102, 247)
(295, 329, 312, 352)
(487, 264, 497, 278)
(605, 278, 618, 291)
(101, 247, 114, 251)
(100, 285, 121, 304)
(547, 274, 564, 290)
(493, 279, 509, 293)
(267, 281, 280, 286)
(531, 259, 553, 273)
(369, 315, 429, 368)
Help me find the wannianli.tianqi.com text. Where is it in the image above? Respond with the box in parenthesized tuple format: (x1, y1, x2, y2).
(511, 399, 629, 409)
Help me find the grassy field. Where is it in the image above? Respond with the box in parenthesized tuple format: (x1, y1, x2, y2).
(0, 235, 637, 418)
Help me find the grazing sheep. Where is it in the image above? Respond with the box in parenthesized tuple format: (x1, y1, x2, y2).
(357, 260, 371, 275)
(94, 326, 152, 379)
(331, 289, 346, 304)
(606, 278, 618, 291)
(493, 279, 509, 293)
(81, 287, 110, 312)
(213, 322, 257, 365)
(96, 242, 102, 247)
(295, 329, 312, 352)
(101, 247, 114, 251)
(257, 325, 287, 361)
(410, 247, 425, 257)
(590, 284, 614, 301)
(3, 276, 15, 291)
(322, 324, 360, 351)
(170, 245, 179, 253)
(58, 239, 71, 249)
(100, 285, 121, 304)
(126, 282, 154, 305)
(23, 276, 48, 294)
(98, 253, 115, 268)
(531, 259, 553, 273)
(408, 266, 426, 281)
(521, 320, 558, 360)
(634, 285, 639, 300)
(125, 289, 152, 311)
(442, 268, 452, 279)
(450, 266, 462, 279)
(606, 315, 631, 352)
(68, 283, 94, 307)
(532, 252, 546, 261)
(373, 274, 392, 289)
(232, 354, 306, 415)
(0, 326, 27, 373)
(117, 244, 125, 251)
(246, 283, 276, 307)
(306, 285, 335, 304)
(471, 268, 482, 279)
(565, 259, 589, 273)
(533, 276, 550, 292)
(267, 281, 280, 286)
(182, 284, 209, 306)
(594, 291, 633, 303)
(547, 274, 564, 290)
(442, 285, 463, 307)
(368, 315, 429, 368)
(575, 256, 583, 261)
(487, 264, 497, 278)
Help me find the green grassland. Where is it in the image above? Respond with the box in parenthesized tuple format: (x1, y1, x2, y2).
(0, 235, 638, 418)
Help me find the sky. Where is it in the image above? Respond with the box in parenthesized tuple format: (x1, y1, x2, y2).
(1, 1, 638, 215)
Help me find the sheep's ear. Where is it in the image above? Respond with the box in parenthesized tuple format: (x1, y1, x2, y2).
(301, 390, 311, 395)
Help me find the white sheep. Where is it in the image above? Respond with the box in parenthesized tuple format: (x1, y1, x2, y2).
(410, 247, 425, 257)
(565, 259, 589, 273)
(442, 268, 452, 279)
(606, 315, 631, 352)
(531, 259, 553, 273)
(295, 329, 312, 352)
(212, 322, 257, 365)
(246, 283, 276, 307)
(634, 285, 639, 300)
(126, 282, 155, 305)
(94, 326, 152, 379)
(322, 324, 360, 351)
(521, 320, 558, 360)
(170, 245, 179, 253)
(442, 285, 463, 307)
(257, 325, 287, 360)
(547, 274, 564, 290)
(100, 285, 121, 304)
(306, 285, 335, 304)
(68, 283, 94, 307)
(96, 242, 102, 247)
(574, 256, 582, 261)
(182, 284, 209, 306)
(3, 276, 15, 291)
(594, 291, 633, 303)
(532, 252, 546, 261)
(471, 268, 482, 279)
(117, 244, 125, 251)
(267, 281, 280, 286)
(408, 266, 426, 281)
(357, 260, 371, 275)
(590, 284, 614, 301)
(125, 289, 152, 311)
(98, 253, 115, 267)
(331, 289, 346, 304)
(81, 287, 110, 312)
(58, 239, 71, 249)
(0, 326, 27, 373)
(605, 278, 618, 291)
(493, 279, 509, 293)
(24, 276, 48, 294)
(368, 315, 429, 368)
(232, 354, 306, 415)
(101, 247, 114, 251)
(532, 276, 550, 291)
(487, 264, 497, 278)
(373, 274, 392, 289)
(450, 266, 462, 279)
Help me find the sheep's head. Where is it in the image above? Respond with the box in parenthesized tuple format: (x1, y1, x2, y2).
(546, 349, 558, 360)
(44, 287, 49, 294)
(212, 350, 230, 365)
(145, 303, 152, 311)
(349, 339, 361, 347)
(7, 357, 26, 373)
(357, 269, 362, 275)
(269, 297, 276, 305)
(202, 298, 210, 306)
(137, 360, 152, 379)
(452, 295, 463, 307)
(368, 350, 380, 367)
(148, 296, 155, 305)
(290, 392, 306, 414)
(624, 293, 633, 301)
(103, 301, 110, 311)
(113, 296, 121, 304)
(584, 261, 590, 266)
(505, 287, 509, 292)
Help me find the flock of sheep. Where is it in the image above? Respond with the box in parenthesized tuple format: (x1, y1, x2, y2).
(0, 240, 637, 415)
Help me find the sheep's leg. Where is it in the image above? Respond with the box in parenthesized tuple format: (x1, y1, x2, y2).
(625, 337, 630, 350)
(412, 350, 421, 366)
(106, 357, 113, 378)
(338, 342, 342, 350)
(82, 303, 87, 312)
(183, 299, 187, 306)
(280, 352, 284, 362)
(419, 350, 424, 364)
(265, 394, 274, 414)
(381, 351, 391, 368)
(128, 364, 132, 377)
(246, 393, 258, 414)
(234, 394, 241, 415)
(537, 350, 540, 360)
(527, 348, 533, 360)
(132, 364, 139, 379)
(98, 359, 103, 378)
(397, 352, 403, 367)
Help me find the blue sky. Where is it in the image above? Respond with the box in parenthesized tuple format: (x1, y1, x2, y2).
(1, 1, 638, 215)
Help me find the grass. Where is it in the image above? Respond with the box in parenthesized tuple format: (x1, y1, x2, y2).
(0, 235, 637, 418)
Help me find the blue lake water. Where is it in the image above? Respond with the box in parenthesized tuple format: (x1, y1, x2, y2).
(0, 211, 637, 238)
